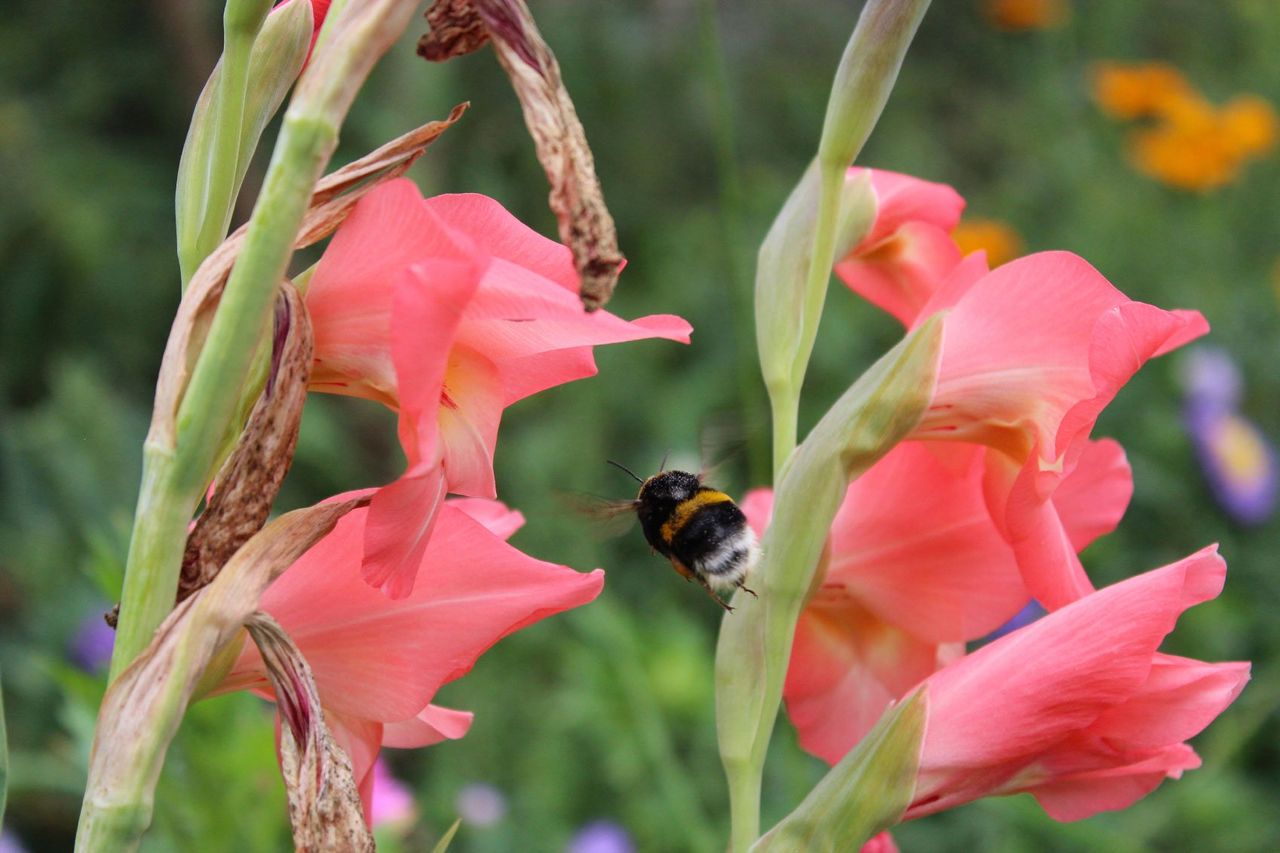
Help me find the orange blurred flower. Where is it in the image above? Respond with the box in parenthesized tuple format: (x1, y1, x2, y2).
(981, 0, 1070, 31)
(1219, 95, 1279, 157)
(1093, 62, 1277, 191)
(1091, 62, 1194, 120)
(951, 218, 1023, 267)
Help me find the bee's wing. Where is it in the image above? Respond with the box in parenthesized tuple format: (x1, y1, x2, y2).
(560, 493, 638, 539)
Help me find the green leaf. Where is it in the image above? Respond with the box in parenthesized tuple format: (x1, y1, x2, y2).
(431, 818, 462, 853)
(1, 666, 9, 828)
(752, 688, 927, 852)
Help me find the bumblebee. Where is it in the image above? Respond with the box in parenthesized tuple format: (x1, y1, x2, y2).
(609, 462, 759, 611)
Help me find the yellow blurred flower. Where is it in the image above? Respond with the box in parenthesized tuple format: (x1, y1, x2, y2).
(982, 0, 1070, 31)
(1091, 62, 1193, 120)
(951, 218, 1023, 267)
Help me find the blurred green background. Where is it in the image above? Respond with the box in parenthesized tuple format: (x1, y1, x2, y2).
(2, 0, 1278, 850)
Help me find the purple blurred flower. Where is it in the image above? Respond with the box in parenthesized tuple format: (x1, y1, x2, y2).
(1180, 346, 1242, 410)
(69, 611, 116, 672)
(980, 599, 1045, 644)
(1, 830, 30, 853)
(567, 820, 635, 853)
(369, 758, 416, 829)
(456, 782, 507, 827)
(1185, 402, 1277, 525)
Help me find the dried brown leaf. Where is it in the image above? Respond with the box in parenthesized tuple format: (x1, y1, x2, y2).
(178, 282, 313, 603)
(418, 0, 624, 311)
(80, 499, 366, 845)
(247, 613, 374, 852)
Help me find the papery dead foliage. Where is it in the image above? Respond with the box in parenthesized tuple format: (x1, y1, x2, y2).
(247, 613, 374, 853)
(419, 0, 624, 311)
(178, 282, 313, 603)
(80, 500, 365, 845)
(151, 104, 468, 451)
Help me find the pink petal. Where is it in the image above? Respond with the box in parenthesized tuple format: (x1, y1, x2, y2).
(739, 488, 774, 536)
(835, 222, 963, 327)
(918, 253, 1208, 466)
(827, 442, 1028, 642)
(909, 546, 1226, 816)
(240, 504, 604, 723)
(446, 497, 526, 540)
(423, 193, 579, 291)
(1050, 438, 1134, 552)
(436, 345, 504, 498)
(307, 179, 473, 404)
(784, 599, 961, 765)
(360, 257, 483, 598)
(860, 168, 966, 248)
(383, 704, 476, 748)
(1055, 301, 1208, 459)
(361, 466, 447, 599)
(1028, 745, 1201, 821)
(861, 831, 900, 853)
(456, 260, 691, 404)
(1082, 653, 1250, 749)
(835, 168, 966, 326)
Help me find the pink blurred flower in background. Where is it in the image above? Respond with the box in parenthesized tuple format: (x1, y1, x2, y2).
(369, 758, 416, 830)
(216, 497, 603, 818)
(305, 179, 690, 596)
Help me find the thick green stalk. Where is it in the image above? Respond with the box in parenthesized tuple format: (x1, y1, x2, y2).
(719, 320, 941, 852)
(109, 0, 422, 680)
(765, 0, 932, 475)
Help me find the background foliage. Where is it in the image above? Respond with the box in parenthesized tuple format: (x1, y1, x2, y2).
(1, 1, 1277, 850)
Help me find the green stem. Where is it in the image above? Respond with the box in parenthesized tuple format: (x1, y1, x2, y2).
(769, 385, 798, 480)
(726, 755, 763, 853)
(108, 0, 421, 679)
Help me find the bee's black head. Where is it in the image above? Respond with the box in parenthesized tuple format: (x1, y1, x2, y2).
(636, 470, 701, 508)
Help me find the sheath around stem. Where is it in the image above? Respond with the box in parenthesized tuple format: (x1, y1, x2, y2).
(717, 315, 943, 852)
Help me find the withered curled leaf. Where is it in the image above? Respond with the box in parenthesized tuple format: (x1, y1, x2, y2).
(178, 282, 313, 603)
(247, 613, 374, 852)
(418, 0, 624, 311)
(80, 499, 366, 847)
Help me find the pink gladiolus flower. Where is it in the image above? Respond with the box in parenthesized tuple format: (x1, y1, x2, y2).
(902, 546, 1249, 822)
(747, 438, 1134, 763)
(305, 178, 690, 596)
(217, 497, 603, 817)
(833, 168, 965, 326)
(743, 442, 1027, 759)
(904, 251, 1206, 607)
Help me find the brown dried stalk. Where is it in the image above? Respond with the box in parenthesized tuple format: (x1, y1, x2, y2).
(247, 613, 374, 852)
(418, 0, 624, 311)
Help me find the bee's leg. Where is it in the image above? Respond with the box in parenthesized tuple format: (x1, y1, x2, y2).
(736, 580, 758, 599)
(693, 573, 734, 612)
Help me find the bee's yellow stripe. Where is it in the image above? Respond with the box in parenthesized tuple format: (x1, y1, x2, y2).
(660, 490, 732, 545)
